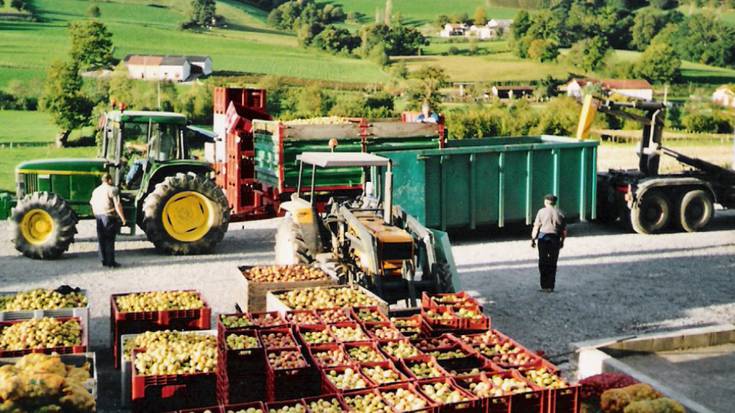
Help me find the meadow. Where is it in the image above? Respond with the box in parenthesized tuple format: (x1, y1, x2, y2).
(0, 0, 389, 88)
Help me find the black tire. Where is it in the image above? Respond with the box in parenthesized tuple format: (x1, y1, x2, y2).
(678, 189, 714, 233)
(142, 172, 229, 255)
(630, 190, 671, 234)
(11, 192, 77, 259)
(274, 218, 314, 264)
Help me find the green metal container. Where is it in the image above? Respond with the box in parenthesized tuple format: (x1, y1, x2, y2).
(252, 120, 442, 192)
(382, 136, 598, 231)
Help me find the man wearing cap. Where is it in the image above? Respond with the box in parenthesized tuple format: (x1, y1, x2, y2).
(531, 194, 567, 292)
(90, 173, 127, 268)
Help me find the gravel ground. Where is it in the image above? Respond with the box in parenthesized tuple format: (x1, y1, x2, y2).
(1, 212, 734, 411)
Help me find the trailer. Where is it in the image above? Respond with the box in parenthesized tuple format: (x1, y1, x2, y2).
(209, 87, 446, 222)
(381, 136, 599, 231)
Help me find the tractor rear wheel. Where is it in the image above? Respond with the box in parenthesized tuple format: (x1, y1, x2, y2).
(12, 192, 77, 259)
(142, 173, 229, 255)
(275, 218, 314, 265)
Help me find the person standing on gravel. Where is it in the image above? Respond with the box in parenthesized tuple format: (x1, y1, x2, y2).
(531, 194, 566, 292)
(90, 173, 126, 268)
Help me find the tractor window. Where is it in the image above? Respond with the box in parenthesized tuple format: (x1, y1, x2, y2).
(147, 124, 181, 162)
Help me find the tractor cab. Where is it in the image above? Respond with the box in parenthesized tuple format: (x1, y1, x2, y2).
(276, 152, 457, 306)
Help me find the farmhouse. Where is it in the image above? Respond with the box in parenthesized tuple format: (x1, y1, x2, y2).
(492, 85, 534, 99)
(564, 78, 653, 101)
(123, 55, 213, 82)
(439, 23, 468, 38)
(712, 85, 735, 108)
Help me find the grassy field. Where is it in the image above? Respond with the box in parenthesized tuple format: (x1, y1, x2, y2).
(0, 111, 57, 143)
(0, 0, 389, 88)
(318, 0, 520, 26)
(678, 4, 735, 26)
(0, 146, 97, 191)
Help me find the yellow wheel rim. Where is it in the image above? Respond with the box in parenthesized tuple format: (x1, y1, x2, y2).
(161, 191, 214, 242)
(20, 209, 55, 246)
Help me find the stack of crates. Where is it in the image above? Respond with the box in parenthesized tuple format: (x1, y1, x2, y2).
(216, 313, 267, 404)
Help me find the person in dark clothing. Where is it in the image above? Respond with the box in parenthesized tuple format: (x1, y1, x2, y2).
(531, 194, 567, 292)
(89, 174, 127, 268)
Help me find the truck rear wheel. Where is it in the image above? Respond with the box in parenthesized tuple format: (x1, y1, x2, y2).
(630, 190, 671, 234)
(12, 192, 77, 259)
(142, 173, 229, 255)
(678, 190, 713, 232)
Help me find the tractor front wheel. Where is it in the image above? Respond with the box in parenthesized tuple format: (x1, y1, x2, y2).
(12, 192, 77, 259)
(142, 173, 229, 255)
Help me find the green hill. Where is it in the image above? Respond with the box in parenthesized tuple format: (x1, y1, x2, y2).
(317, 0, 520, 26)
(0, 0, 389, 88)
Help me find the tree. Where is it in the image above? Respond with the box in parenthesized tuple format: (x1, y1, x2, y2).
(312, 25, 360, 53)
(188, 0, 216, 29)
(69, 21, 114, 71)
(406, 65, 448, 110)
(670, 14, 735, 67)
(40, 61, 93, 147)
(527, 39, 559, 62)
(630, 8, 667, 50)
(650, 0, 678, 9)
(10, 0, 27, 11)
(512, 10, 532, 41)
(384, 0, 392, 26)
(474, 6, 487, 26)
(566, 36, 610, 72)
(635, 42, 681, 82)
(87, 5, 101, 18)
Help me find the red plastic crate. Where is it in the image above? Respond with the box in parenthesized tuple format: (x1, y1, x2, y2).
(417, 377, 481, 413)
(390, 315, 427, 340)
(321, 365, 374, 394)
(218, 330, 264, 375)
(217, 370, 267, 405)
(351, 306, 389, 324)
(265, 347, 320, 401)
(329, 322, 370, 343)
(421, 306, 461, 331)
(421, 292, 481, 310)
(342, 388, 391, 412)
(378, 339, 424, 362)
(316, 308, 353, 324)
(178, 406, 223, 413)
(217, 313, 256, 336)
(307, 343, 350, 368)
(303, 394, 349, 412)
(358, 360, 410, 387)
(364, 321, 405, 341)
(378, 382, 435, 413)
(131, 350, 216, 412)
(546, 384, 580, 413)
(413, 334, 462, 352)
(226, 401, 266, 412)
(285, 310, 321, 326)
(425, 344, 486, 374)
(297, 324, 337, 346)
(478, 370, 546, 413)
(399, 355, 450, 381)
(0, 317, 87, 358)
(252, 311, 288, 328)
(266, 399, 307, 412)
(260, 327, 299, 349)
(516, 358, 561, 376)
(343, 341, 387, 363)
(452, 305, 491, 331)
(111, 290, 211, 369)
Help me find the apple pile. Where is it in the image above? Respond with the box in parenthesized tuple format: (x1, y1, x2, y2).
(306, 397, 345, 413)
(244, 265, 328, 283)
(347, 346, 385, 363)
(267, 349, 308, 370)
(381, 388, 429, 412)
(220, 314, 254, 329)
(361, 365, 403, 385)
(226, 334, 260, 350)
(379, 341, 421, 359)
(420, 382, 470, 404)
(260, 331, 296, 348)
(325, 367, 369, 390)
(344, 393, 392, 412)
(275, 287, 378, 311)
(116, 291, 204, 312)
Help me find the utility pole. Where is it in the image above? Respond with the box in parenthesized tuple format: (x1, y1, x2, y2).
(157, 80, 161, 110)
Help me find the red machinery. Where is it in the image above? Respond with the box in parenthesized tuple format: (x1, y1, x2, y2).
(210, 87, 446, 223)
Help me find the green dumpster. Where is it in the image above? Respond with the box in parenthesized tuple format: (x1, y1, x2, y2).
(382, 136, 598, 231)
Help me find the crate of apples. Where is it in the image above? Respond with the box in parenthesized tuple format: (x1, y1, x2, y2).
(345, 342, 386, 363)
(379, 340, 422, 361)
(240, 264, 335, 313)
(380, 384, 433, 413)
(308, 344, 349, 368)
(303, 395, 348, 413)
(298, 325, 336, 345)
(330, 323, 368, 343)
(400, 356, 448, 380)
(343, 390, 392, 412)
(259, 328, 298, 349)
(323, 366, 372, 392)
(360, 362, 409, 386)
(418, 378, 479, 411)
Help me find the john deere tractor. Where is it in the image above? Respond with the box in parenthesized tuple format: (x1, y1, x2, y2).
(10, 110, 229, 259)
(275, 152, 458, 305)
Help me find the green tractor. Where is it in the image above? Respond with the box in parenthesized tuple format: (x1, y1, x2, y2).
(10, 110, 229, 259)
